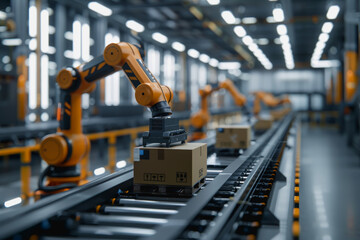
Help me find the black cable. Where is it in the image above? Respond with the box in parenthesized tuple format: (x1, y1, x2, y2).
(37, 166, 78, 192)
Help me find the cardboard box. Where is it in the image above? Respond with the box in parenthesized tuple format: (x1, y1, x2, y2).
(133, 143, 207, 187)
(254, 117, 273, 131)
(215, 125, 251, 149)
(270, 107, 291, 120)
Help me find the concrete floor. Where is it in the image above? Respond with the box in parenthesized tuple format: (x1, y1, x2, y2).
(300, 124, 360, 240)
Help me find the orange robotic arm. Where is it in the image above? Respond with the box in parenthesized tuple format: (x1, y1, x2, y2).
(190, 79, 247, 140)
(253, 92, 289, 115)
(38, 42, 174, 193)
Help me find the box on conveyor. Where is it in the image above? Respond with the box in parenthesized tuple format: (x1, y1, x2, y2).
(270, 107, 291, 120)
(215, 125, 251, 149)
(133, 142, 207, 187)
(254, 117, 274, 131)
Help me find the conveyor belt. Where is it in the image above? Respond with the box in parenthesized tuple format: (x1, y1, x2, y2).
(0, 113, 296, 240)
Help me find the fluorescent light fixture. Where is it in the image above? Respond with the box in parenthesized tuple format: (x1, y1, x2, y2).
(209, 58, 219, 67)
(273, 7, 284, 22)
(49, 25, 56, 34)
(88, 1, 112, 16)
(322, 22, 333, 33)
(64, 31, 73, 41)
(64, 50, 74, 59)
(266, 16, 276, 23)
(41, 112, 49, 121)
(242, 17, 257, 24)
(316, 41, 326, 49)
(311, 60, 340, 68)
(40, 9, 49, 53)
(0, 11, 7, 20)
(72, 20, 81, 59)
(116, 160, 127, 168)
(4, 197, 22, 208)
(94, 167, 106, 176)
(171, 41, 185, 52)
(187, 48, 200, 58)
(29, 52, 37, 109)
(125, 20, 145, 33)
(221, 10, 236, 24)
(218, 61, 241, 70)
(249, 43, 258, 52)
(257, 38, 269, 45)
(242, 35, 253, 45)
(29, 5, 37, 37)
(29, 38, 36, 50)
(2, 55, 10, 64)
(199, 53, 210, 63)
(207, 0, 220, 5)
(326, 5, 340, 20)
(28, 113, 36, 122)
(152, 32, 168, 44)
(279, 35, 289, 43)
(319, 33, 329, 42)
(274, 38, 281, 44)
(41, 55, 49, 109)
(234, 26, 246, 37)
(277, 24, 287, 35)
(2, 38, 22, 46)
(47, 46, 56, 54)
(82, 23, 90, 61)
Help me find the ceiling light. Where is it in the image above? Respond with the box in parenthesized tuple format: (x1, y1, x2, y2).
(242, 17, 257, 24)
(2, 38, 22, 46)
(218, 62, 241, 70)
(233, 26, 246, 37)
(311, 60, 340, 68)
(125, 20, 145, 33)
(221, 10, 236, 24)
(319, 33, 329, 42)
(276, 24, 287, 35)
(326, 5, 340, 20)
(279, 35, 289, 44)
(209, 58, 219, 67)
(273, 7, 285, 22)
(199, 53, 210, 63)
(257, 38, 269, 45)
(88, 2, 112, 16)
(207, 0, 220, 5)
(171, 41, 185, 52)
(152, 32, 168, 44)
(249, 43, 258, 52)
(266, 16, 276, 23)
(316, 41, 326, 49)
(187, 48, 200, 58)
(321, 22, 334, 33)
(242, 35, 253, 45)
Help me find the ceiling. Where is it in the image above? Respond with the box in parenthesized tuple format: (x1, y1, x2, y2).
(61, 0, 345, 71)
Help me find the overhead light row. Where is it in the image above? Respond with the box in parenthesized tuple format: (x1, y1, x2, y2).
(276, 24, 294, 69)
(311, 5, 340, 67)
(233, 26, 272, 70)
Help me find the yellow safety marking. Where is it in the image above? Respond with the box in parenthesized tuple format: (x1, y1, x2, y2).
(98, 62, 106, 69)
(65, 109, 71, 116)
(293, 122, 302, 238)
(292, 221, 300, 237)
(129, 76, 137, 80)
(112, 198, 116, 205)
(125, 69, 132, 73)
(64, 102, 71, 109)
(83, 69, 89, 77)
(293, 208, 300, 218)
(91, 66, 96, 74)
(294, 196, 299, 204)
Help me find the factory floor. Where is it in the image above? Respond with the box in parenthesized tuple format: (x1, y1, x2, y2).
(300, 124, 360, 240)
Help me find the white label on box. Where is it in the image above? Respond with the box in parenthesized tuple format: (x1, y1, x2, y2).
(133, 148, 140, 162)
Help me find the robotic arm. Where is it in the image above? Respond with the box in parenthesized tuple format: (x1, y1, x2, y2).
(38, 42, 182, 194)
(253, 91, 291, 116)
(190, 79, 247, 140)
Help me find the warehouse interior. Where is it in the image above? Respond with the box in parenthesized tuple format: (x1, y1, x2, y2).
(0, 0, 359, 239)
